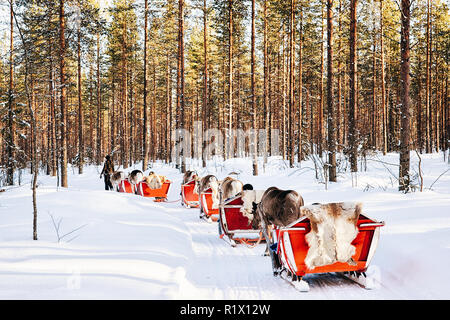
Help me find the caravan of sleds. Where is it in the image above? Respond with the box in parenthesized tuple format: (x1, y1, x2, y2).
(111, 168, 385, 292)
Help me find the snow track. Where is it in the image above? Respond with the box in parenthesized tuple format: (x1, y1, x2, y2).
(1, 153, 449, 299)
(161, 201, 394, 299)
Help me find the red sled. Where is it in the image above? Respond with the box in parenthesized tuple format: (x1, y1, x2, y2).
(118, 179, 135, 194)
(219, 195, 263, 247)
(136, 180, 171, 202)
(274, 213, 384, 291)
(199, 188, 219, 222)
(181, 180, 199, 208)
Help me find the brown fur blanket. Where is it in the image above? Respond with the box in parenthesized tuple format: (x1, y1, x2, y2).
(300, 202, 362, 270)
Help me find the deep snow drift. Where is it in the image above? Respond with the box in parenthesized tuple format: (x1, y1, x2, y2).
(0, 152, 449, 299)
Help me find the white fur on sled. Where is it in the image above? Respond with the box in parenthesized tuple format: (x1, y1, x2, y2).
(300, 202, 361, 270)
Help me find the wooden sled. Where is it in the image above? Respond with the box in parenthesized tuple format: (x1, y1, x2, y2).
(181, 180, 199, 208)
(136, 180, 171, 202)
(219, 195, 264, 247)
(199, 188, 219, 222)
(273, 213, 384, 291)
(118, 179, 135, 194)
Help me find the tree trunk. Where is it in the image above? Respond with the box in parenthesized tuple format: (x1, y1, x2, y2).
(96, 33, 102, 165)
(289, 0, 295, 167)
(327, 0, 336, 181)
(399, 0, 411, 192)
(348, 0, 358, 173)
(380, 0, 387, 155)
(337, 0, 343, 150)
(143, 0, 149, 171)
(319, 0, 324, 156)
(297, 6, 303, 163)
(49, 50, 57, 177)
(202, 0, 208, 168)
(425, 0, 431, 153)
(263, 0, 269, 166)
(59, 0, 68, 187)
(6, 0, 15, 185)
(77, 15, 83, 174)
(251, 0, 258, 175)
(227, 0, 233, 160)
(176, 0, 186, 172)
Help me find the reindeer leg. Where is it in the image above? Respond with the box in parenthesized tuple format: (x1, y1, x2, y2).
(257, 207, 280, 276)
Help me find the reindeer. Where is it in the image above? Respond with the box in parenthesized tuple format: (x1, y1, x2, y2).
(182, 170, 198, 184)
(110, 171, 125, 191)
(251, 187, 305, 274)
(196, 175, 220, 210)
(128, 170, 144, 185)
(219, 176, 243, 202)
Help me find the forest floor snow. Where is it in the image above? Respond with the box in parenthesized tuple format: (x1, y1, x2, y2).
(0, 152, 449, 299)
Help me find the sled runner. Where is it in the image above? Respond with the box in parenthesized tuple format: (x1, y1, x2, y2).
(181, 180, 199, 208)
(273, 214, 384, 292)
(219, 195, 264, 247)
(199, 188, 219, 222)
(136, 180, 171, 202)
(118, 179, 135, 194)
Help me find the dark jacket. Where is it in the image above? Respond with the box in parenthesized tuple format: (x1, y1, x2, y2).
(101, 159, 114, 175)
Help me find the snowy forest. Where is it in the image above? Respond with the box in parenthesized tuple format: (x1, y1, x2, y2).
(1, 0, 448, 189)
(0, 0, 449, 300)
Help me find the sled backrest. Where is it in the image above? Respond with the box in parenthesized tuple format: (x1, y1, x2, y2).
(182, 180, 199, 202)
(222, 196, 253, 231)
(201, 188, 219, 216)
(138, 180, 171, 198)
(118, 179, 134, 193)
(277, 214, 384, 276)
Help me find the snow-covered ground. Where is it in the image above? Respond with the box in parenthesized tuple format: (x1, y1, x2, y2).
(0, 152, 449, 299)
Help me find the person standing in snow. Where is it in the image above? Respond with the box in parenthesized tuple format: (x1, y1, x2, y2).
(100, 155, 114, 190)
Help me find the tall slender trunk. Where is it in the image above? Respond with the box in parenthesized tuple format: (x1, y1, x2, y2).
(289, 0, 295, 167)
(297, 6, 303, 163)
(371, 1, 377, 149)
(121, 14, 128, 169)
(6, 0, 15, 185)
(327, 0, 336, 181)
(176, 0, 186, 172)
(282, 33, 287, 159)
(77, 16, 83, 174)
(143, 0, 149, 171)
(380, 0, 387, 155)
(263, 0, 269, 166)
(227, 0, 233, 160)
(417, 55, 423, 151)
(399, 0, 411, 191)
(319, 0, 324, 156)
(348, 0, 358, 173)
(96, 33, 102, 165)
(425, 0, 431, 153)
(49, 52, 57, 177)
(59, 0, 68, 187)
(337, 0, 342, 150)
(166, 54, 171, 163)
(202, 0, 208, 167)
(251, 0, 258, 175)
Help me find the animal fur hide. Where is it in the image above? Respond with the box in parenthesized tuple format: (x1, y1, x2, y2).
(300, 202, 362, 270)
(144, 174, 166, 189)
